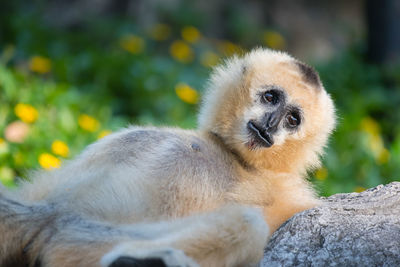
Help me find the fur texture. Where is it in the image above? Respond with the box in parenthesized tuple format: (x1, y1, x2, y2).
(0, 48, 335, 267)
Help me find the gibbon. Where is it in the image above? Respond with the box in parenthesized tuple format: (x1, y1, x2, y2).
(0, 48, 336, 267)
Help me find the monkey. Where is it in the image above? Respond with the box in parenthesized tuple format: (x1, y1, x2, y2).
(0, 48, 336, 267)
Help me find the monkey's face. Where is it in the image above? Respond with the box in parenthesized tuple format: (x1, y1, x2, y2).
(199, 49, 335, 171)
(239, 56, 334, 153)
(244, 85, 303, 150)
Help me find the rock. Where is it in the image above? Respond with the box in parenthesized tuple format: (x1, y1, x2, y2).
(262, 182, 400, 266)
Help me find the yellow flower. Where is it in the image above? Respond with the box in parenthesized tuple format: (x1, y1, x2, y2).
(181, 26, 201, 43)
(98, 130, 112, 139)
(170, 40, 194, 63)
(175, 83, 199, 104)
(368, 134, 384, 156)
(39, 153, 61, 170)
(377, 148, 390, 165)
(217, 41, 241, 56)
(149, 24, 171, 41)
(360, 117, 380, 137)
(200, 51, 219, 67)
(314, 167, 328, 181)
(51, 140, 69, 157)
(360, 117, 389, 164)
(78, 114, 100, 132)
(354, 186, 366, 193)
(0, 166, 15, 184)
(14, 103, 38, 123)
(120, 34, 145, 54)
(263, 30, 286, 50)
(29, 56, 52, 74)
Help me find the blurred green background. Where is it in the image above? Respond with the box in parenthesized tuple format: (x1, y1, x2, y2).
(0, 0, 399, 196)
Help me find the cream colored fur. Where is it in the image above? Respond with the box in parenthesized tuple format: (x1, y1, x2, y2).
(11, 48, 335, 266)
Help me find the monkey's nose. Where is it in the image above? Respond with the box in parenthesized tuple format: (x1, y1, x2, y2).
(265, 112, 282, 133)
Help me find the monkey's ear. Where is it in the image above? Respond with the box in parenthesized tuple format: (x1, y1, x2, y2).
(294, 61, 322, 89)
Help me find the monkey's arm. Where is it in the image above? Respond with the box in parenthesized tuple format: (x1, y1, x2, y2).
(102, 205, 269, 267)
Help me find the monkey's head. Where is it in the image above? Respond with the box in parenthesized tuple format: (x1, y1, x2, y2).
(198, 48, 336, 174)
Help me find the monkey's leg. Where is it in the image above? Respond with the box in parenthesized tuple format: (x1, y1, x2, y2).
(0, 192, 41, 266)
(1, 191, 268, 267)
(0, 191, 197, 267)
(0, 192, 137, 267)
(103, 205, 270, 267)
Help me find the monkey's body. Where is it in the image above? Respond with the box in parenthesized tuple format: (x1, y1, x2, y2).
(20, 127, 235, 223)
(0, 49, 335, 267)
(18, 126, 316, 231)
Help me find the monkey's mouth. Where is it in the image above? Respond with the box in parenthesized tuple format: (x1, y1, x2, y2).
(247, 121, 274, 148)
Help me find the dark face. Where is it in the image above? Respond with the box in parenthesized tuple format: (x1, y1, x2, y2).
(245, 85, 302, 150)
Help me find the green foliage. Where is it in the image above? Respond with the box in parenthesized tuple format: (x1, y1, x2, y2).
(0, 4, 229, 186)
(315, 51, 400, 195)
(0, 3, 399, 195)
(0, 64, 117, 186)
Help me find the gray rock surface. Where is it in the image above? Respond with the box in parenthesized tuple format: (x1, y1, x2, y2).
(262, 182, 400, 266)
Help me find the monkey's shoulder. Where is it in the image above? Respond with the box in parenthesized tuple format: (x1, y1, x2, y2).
(90, 126, 231, 167)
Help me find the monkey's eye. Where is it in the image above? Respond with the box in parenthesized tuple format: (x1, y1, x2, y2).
(286, 112, 301, 127)
(262, 90, 279, 104)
